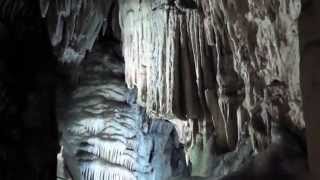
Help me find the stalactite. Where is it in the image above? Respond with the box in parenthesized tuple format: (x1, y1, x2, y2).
(120, 0, 306, 178)
(0, 0, 308, 179)
(119, 0, 225, 133)
(40, 0, 116, 63)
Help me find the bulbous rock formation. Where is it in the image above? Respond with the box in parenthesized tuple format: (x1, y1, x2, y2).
(56, 41, 187, 180)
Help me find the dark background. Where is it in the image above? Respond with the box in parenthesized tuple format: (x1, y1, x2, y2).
(0, 2, 59, 179)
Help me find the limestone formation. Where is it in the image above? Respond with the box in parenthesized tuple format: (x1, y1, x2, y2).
(119, 0, 306, 178)
(0, 0, 313, 180)
(56, 41, 187, 180)
(40, 0, 116, 63)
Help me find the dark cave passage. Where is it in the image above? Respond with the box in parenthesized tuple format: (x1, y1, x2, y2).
(0, 4, 59, 179)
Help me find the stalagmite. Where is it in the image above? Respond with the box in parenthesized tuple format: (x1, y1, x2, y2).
(56, 41, 187, 180)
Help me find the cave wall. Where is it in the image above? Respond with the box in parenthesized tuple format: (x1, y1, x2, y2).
(119, 0, 307, 179)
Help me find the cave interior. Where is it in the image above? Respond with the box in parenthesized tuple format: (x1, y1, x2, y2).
(0, 0, 319, 180)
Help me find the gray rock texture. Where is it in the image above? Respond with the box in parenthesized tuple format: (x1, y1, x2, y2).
(0, 0, 311, 179)
(56, 41, 187, 180)
(119, 0, 307, 179)
(40, 0, 117, 63)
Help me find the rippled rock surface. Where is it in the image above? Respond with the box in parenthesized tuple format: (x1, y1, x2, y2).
(56, 41, 187, 180)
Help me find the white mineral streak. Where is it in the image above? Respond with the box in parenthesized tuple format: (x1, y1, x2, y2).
(120, 0, 175, 118)
(80, 161, 136, 180)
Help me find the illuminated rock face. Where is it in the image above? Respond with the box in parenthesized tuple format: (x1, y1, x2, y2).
(56, 42, 187, 180)
(119, 0, 306, 178)
(0, 0, 312, 180)
(33, 0, 309, 179)
(119, 0, 212, 121)
(206, 0, 304, 153)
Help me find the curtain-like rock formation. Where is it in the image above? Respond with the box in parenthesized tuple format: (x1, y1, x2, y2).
(0, 0, 311, 179)
(119, 2, 231, 174)
(119, 0, 220, 122)
(120, 0, 307, 178)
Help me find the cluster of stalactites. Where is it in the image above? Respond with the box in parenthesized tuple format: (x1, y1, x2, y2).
(120, 0, 304, 154)
(119, 0, 218, 122)
(39, 0, 115, 63)
(119, 0, 233, 152)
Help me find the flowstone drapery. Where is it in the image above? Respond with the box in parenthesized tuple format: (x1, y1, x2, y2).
(0, 0, 314, 179)
(119, 0, 307, 178)
(56, 42, 187, 180)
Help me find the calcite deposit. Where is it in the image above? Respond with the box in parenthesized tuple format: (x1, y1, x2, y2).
(119, 0, 306, 178)
(56, 42, 187, 180)
(40, 0, 116, 63)
(0, 0, 314, 180)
